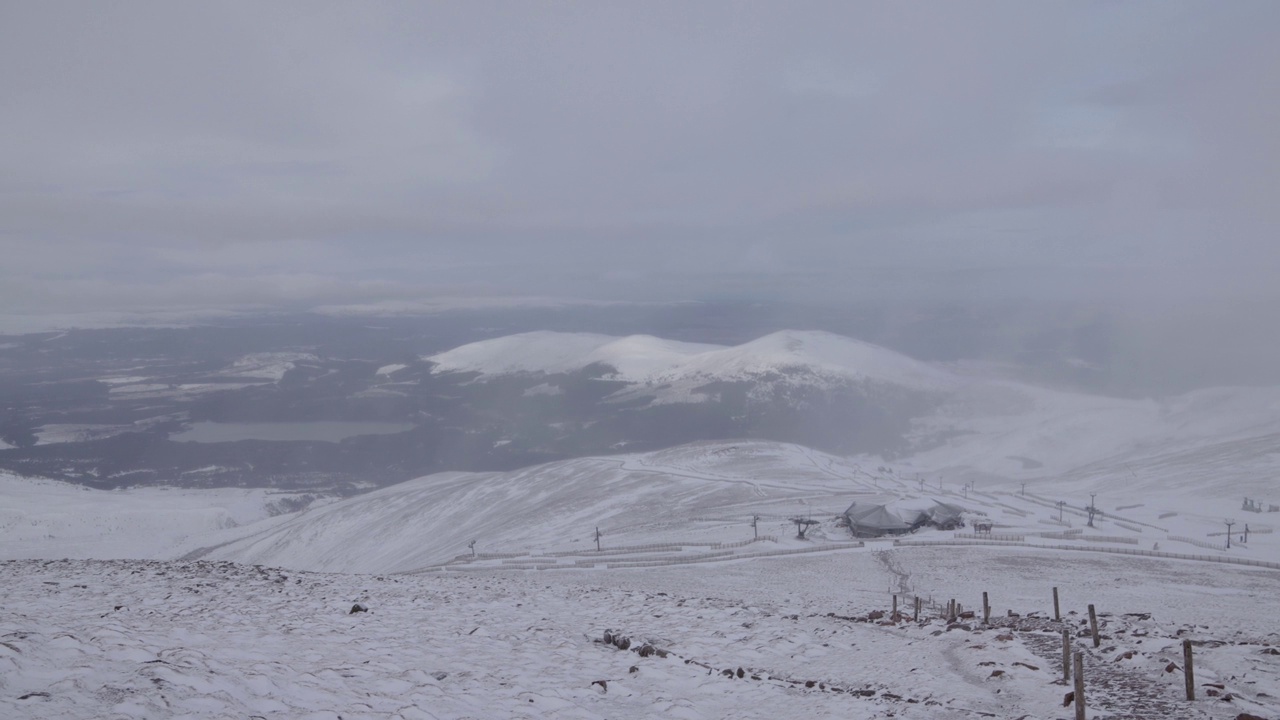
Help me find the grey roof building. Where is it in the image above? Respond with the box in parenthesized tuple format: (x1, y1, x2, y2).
(843, 499, 966, 538)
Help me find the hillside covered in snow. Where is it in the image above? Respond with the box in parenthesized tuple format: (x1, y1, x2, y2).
(5, 427, 1280, 718)
(5, 325, 1280, 718)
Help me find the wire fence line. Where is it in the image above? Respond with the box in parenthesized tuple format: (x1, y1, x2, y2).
(1080, 535, 1140, 545)
(953, 532, 1025, 541)
(1038, 518, 1074, 528)
(1166, 535, 1227, 552)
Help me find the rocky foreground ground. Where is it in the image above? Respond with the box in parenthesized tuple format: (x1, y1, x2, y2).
(3, 558, 1277, 719)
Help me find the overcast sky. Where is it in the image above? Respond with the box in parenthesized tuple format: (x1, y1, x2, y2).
(2, 1, 1278, 319)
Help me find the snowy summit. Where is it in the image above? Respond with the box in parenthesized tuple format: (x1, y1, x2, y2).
(428, 330, 955, 391)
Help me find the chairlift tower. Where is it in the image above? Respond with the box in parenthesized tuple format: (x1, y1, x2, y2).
(790, 516, 819, 540)
(1225, 519, 1235, 549)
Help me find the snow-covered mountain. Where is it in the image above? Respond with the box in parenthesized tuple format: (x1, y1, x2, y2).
(429, 329, 955, 391)
(11, 319, 1280, 577)
(415, 330, 962, 458)
(426, 328, 1280, 486)
(18, 326, 1227, 490)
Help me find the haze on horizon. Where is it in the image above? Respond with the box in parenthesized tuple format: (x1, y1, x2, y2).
(2, 1, 1278, 387)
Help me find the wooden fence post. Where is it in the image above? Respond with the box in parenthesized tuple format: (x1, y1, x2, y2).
(1053, 586, 1061, 621)
(982, 591, 990, 624)
(1062, 629, 1071, 682)
(1183, 639, 1195, 701)
(914, 596, 920, 622)
(1073, 651, 1085, 720)
(1087, 604, 1099, 648)
(892, 594, 898, 615)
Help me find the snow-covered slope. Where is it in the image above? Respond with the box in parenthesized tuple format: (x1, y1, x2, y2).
(6, 553, 1278, 720)
(0, 474, 316, 561)
(428, 330, 954, 391)
(6, 435, 1280, 718)
(181, 431, 1280, 575)
(199, 442, 868, 573)
(904, 381, 1280, 494)
(8, 415, 1280, 577)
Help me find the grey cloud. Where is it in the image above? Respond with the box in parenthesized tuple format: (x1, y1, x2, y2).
(2, 0, 1278, 319)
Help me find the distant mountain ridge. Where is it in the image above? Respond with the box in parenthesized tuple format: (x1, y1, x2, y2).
(10, 322, 1280, 498)
(428, 329, 955, 392)
(0, 328, 960, 489)
(414, 329, 956, 459)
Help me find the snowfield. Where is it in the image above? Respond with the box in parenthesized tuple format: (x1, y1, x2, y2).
(0, 475, 316, 562)
(6, 329, 1280, 718)
(3, 435, 1280, 718)
(3, 549, 1277, 719)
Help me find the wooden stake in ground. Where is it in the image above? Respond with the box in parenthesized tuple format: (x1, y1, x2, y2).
(982, 591, 990, 624)
(1183, 639, 1195, 701)
(913, 596, 920, 622)
(1062, 629, 1071, 682)
(892, 594, 898, 615)
(1053, 586, 1061, 621)
(1073, 651, 1086, 720)
(1087, 604, 1100, 648)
